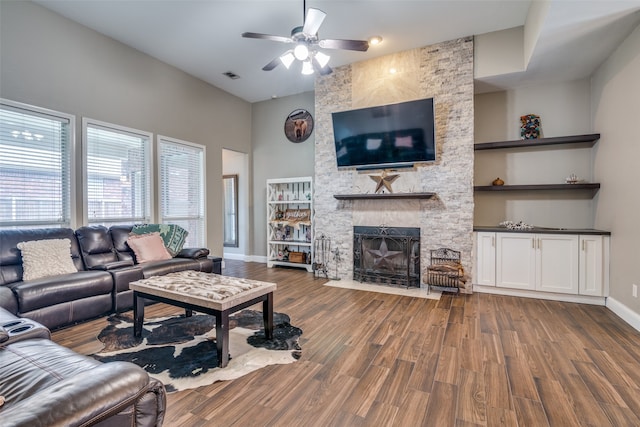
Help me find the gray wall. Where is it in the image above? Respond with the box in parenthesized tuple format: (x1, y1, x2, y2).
(0, 1, 252, 256)
(251, 92, 315, 259)
(591, 22, 640, 319)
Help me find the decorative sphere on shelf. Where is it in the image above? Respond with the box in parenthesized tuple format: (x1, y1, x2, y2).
(492, 177, 505, 186)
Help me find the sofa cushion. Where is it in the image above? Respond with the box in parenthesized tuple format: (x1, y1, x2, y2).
(75, 225, 119, 269)
(8, 271, 113, 313)
(126, 232, 172, 263)
(0, 228, 84, 286)
(131, 223, 189, 256)
(109, 225, 135, 262)
(16, 238, 78, 281)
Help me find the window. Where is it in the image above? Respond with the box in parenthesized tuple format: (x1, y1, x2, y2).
(223, 175, 239, 247)
(83, 119, 152, 226)
(0, 99, 75, 229)
(158, 136, 206, 247)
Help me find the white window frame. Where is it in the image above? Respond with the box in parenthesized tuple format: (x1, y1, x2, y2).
(157, 135, 207, 247)
(82, 118, 154, 226)
(0, 98, 76, 228)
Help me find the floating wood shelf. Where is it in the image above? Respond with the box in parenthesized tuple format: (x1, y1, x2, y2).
(334, 192, 436, 200)
(474, 133, 600, 151)
(474, 183, 600, 197)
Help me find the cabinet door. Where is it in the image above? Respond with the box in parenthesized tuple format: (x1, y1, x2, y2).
(475, 232, 496, 286)
(496, 233, 536, 290)
(579, 235, 603, 296)
(536, 235, 579, 294)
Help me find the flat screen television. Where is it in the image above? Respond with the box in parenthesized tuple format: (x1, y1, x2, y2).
(331, 98, 436, 170)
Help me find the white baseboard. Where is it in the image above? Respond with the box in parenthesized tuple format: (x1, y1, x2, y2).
(606, 297, 640, 333)
(472, 285, 606, 306)
(222, 253, 267, 264)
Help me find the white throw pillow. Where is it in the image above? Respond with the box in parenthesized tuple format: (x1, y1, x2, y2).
(17, 238, 78, 281)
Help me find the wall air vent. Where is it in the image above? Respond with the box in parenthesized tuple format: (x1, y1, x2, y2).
(223, 71, 240, 80)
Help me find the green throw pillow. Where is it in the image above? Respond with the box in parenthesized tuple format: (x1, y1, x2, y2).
(131, 224, 189, 256)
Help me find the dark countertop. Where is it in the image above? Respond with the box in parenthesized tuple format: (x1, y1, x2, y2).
(473, 226, 611, 236)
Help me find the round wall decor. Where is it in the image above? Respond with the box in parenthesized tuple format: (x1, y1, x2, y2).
(284, 109, 314, 143)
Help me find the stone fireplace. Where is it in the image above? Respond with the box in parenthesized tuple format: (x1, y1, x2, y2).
(353, 226, 420, 287)
(313, 37, 474, 286)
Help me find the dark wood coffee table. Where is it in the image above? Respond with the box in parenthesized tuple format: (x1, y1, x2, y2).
(129, 271, 276, 368)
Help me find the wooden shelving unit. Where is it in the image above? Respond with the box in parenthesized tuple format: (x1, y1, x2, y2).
(474, 183, 600, 196)
(474, 133, 601, 198)
(266, 177, 313, 272)
(474, 133, 600, 151)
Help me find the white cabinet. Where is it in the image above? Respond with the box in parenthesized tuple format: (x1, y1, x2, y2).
(579, 235, 605, 296)
(496, 233, 536, 290)
(475, 232, 496, 286)
(536, 234, 579, 294)
(476, 232, 608, 298)
(266, 177, 313, 272)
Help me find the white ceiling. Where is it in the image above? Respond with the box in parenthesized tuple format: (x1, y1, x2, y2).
(35, 0, 640, 103)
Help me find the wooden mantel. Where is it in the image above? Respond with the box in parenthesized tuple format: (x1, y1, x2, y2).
(333, 192, 436, 200)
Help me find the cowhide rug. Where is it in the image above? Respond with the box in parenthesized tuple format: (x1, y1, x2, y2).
(91, 310, 302, 392)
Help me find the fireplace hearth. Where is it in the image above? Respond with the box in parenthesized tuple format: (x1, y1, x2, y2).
(353, 226, 420, 288)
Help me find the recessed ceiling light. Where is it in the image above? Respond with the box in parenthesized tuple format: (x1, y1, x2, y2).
(369, 36, 383, 46)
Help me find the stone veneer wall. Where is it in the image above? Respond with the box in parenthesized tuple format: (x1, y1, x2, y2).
(314, 37, 474, 285)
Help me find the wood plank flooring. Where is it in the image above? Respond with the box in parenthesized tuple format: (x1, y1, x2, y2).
(51, 260, 640, 426)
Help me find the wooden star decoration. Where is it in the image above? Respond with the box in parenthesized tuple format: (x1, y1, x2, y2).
(369, 171, 400, 193)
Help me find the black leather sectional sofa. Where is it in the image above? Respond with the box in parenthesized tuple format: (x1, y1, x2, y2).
(0, 225, 222, 330)
(1, 306, 166, 427)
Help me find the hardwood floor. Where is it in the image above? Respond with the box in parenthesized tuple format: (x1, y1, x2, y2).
(52, 260, 640, 426)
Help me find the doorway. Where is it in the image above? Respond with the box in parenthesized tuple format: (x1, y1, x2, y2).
(222, 149, 249, 260)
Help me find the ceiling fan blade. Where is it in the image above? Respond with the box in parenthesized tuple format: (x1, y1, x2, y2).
(302, 8, 326, 36)
(262, 57, 281, 71)
(318, 38, 369, 52)
(242, 32, 293, 44)
(312, 57, 333, 76)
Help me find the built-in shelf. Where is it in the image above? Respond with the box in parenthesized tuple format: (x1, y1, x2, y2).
(334, 192, 436, 200)
(474, 133, 600, 151)
(474, 183, 600, 197)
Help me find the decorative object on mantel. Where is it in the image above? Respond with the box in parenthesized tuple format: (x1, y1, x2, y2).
(492, 177, 505, 186)
(369, 170, 400, 193)
(499, 220, 534, 230)
(565, 173, 580, 184)
(520, 114, 542, 139)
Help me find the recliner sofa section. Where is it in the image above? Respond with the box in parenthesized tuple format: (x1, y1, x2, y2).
(0, 307, 166, 427)
(0, 225, 222, 330)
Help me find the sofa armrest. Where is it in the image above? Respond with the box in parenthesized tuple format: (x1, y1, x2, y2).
(0, 287, 18, 315)
(1, 362, 165, 427)
(176, 247, 210, 259)
(89, 260, 135, 270)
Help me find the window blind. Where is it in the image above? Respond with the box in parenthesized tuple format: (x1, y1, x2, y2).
(158, 136, 205, 247)
(85, 120, 152, 225)
(0, 101, 72, 228)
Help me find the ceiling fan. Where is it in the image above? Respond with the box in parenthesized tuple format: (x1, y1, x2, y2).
(242, 1, 369, 75)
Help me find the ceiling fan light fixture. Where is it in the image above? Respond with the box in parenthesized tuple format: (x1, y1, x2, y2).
(315, 51, 330, 68)
(280, 52, 295, 69)
(294, 44, 309, 61)
(369, 35, 383, 46)
(301, 60, 314, 75)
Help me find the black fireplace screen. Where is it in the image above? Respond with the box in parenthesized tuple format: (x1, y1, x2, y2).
(353, 226, 420, 288)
